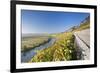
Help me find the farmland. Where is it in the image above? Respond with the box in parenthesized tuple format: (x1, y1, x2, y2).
(21, 35, 51, 52)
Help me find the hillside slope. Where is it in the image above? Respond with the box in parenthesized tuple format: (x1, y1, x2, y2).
(29, 16, 90, 62)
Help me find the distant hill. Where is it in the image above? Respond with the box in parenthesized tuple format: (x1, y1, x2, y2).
(67, 16, 90, 32)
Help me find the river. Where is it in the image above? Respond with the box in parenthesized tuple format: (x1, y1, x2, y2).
(21, 38, 56, 62)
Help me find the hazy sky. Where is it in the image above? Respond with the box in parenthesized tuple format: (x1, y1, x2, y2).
(21, 10, 89, 34)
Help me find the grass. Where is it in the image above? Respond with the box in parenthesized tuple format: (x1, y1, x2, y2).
(30, 32, 77, 62)
(73, 20, 90, 32)
(21, 36, 50, 52)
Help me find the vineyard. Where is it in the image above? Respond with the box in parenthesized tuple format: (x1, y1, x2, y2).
(30, 32, 77, 62)
(21, 36, 50, 52)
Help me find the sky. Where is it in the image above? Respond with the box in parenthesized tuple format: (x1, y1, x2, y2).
(21, 10, 89, 34)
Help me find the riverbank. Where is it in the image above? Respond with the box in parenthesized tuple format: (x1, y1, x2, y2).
(21, 36, 51, 52)
(21, 38, 56, 62)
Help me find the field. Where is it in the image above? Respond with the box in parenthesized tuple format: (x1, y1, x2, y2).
(21, 36, 51, 52)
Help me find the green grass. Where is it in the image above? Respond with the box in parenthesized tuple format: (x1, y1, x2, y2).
(21, 36, 50, 52)
(73, 20, 90, 32)
(30, 32, 77, 62)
